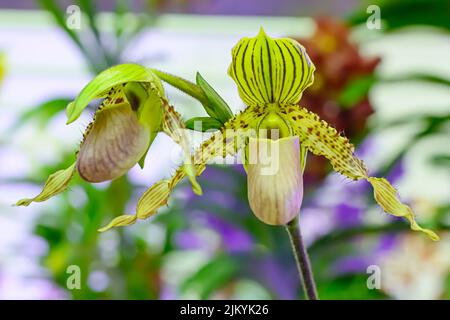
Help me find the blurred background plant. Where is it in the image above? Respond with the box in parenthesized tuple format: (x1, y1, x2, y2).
(0, 0, 449, 299)
(39, 0, 159, 74)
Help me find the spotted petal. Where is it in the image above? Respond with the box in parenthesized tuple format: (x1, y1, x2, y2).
(369, 177, 439, 241)
(284, 104, 439, 240)
(161, 100, 202, 195)
(283, 105, 367, 179)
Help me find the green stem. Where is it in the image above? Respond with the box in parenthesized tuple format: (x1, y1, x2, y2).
(285, 216, 319, 300)
(151, 69, 210, 106)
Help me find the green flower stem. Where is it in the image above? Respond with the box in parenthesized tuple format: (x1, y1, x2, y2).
(150, 69, 210, 106)
(285, 216, 319, 300)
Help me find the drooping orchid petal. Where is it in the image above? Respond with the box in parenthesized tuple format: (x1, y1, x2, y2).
(160, 99, 202, 195)
(15, 163, 76, 206)
(98, 180, 171, 232)
(228, 28, 315, 107)
(282, 105, 368, 180)
(369, 177, 439, 241)
(247, 136, 303, 225)
(283, 104, 439, 240)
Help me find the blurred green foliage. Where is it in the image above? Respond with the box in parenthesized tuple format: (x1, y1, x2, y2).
(348, 0, 450, 30)
(38, 0, 158, 73)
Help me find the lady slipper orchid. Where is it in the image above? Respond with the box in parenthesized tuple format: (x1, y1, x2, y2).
(16, 63, 200, 207)
(17, 30, 438, 242)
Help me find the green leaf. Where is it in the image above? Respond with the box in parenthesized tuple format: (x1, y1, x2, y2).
(180, 255, 237, 299)
(347, 0, 450, 30)
(196, 72, 233, 123)
(17, 98, 71, 128)
(338, 75, 376, 108)
(382, 73, 450, 87)
(185, 117, 223, 132)
(66, 64, 163, 124)
(318, 274, 387, 300)
(430, 154, 450, 168)
(114, 0, 129, 40)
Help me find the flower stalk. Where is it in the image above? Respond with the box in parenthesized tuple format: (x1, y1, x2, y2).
(285, 216, 318, 300)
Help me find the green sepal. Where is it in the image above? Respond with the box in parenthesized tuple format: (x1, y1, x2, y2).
(66, 63, 163, 124)
(185, 117, 223, 132)
(196, 72, 233, 123)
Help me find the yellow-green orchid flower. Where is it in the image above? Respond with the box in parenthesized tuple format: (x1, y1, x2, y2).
(16, 30, 438, 242)
(96, 29, 438, 241)
(15, 63, 200, 207)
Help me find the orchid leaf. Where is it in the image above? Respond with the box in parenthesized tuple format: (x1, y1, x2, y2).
(347, 0, 450, 30)
(16, 98, 71, 129)
(338, 75, 376, 108)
